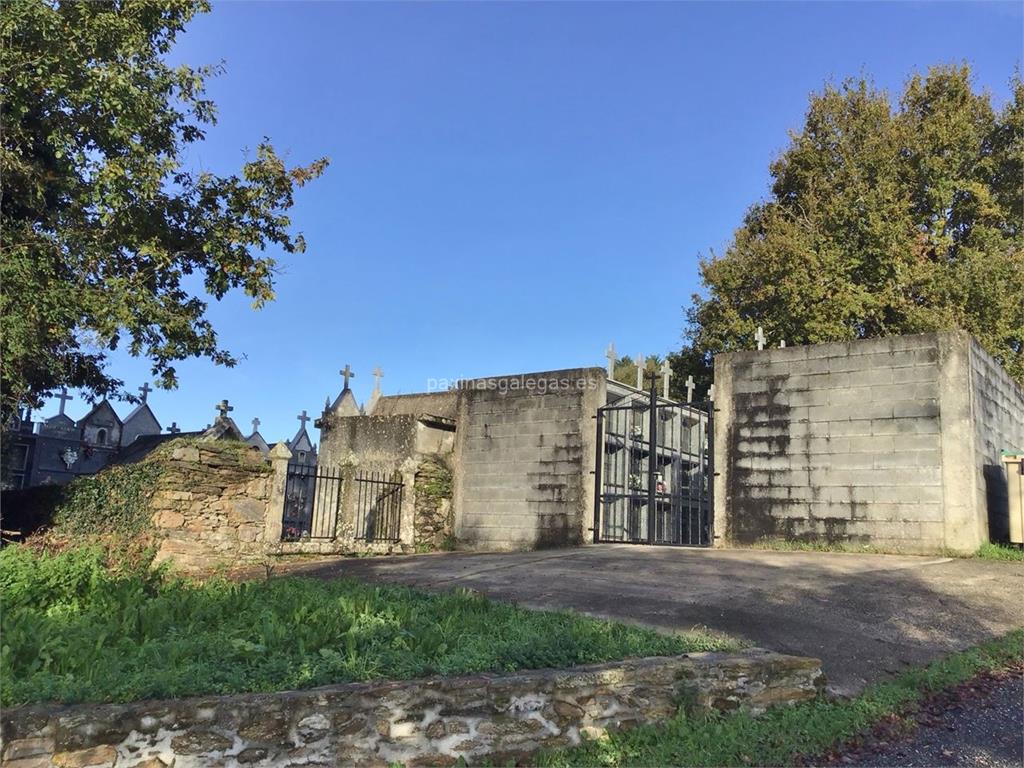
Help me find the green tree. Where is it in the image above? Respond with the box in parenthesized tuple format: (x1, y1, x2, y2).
(0, 0, 328, 421)
(688, 65, 1023, 383)
(612, 354, 664, 389)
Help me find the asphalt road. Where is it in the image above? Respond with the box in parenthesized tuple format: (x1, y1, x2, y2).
(281, 544, 1024, 696)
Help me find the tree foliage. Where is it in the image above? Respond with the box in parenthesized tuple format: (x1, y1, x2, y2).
(688, 65, 1023, 383)
(0, 0, 328, 421)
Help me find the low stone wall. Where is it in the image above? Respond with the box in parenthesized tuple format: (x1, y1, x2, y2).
(1, 649, 823, 767)
(150, 443, 273, 572)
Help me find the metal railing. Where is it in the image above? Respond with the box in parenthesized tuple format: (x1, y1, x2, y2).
(354, 471, 403, 543)
(282, 464, 343, 541)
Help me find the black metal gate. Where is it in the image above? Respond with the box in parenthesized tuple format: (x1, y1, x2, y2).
(282, 465, 343, 541)
(354, 471, 403, 543)
(593, 388, 713, 546)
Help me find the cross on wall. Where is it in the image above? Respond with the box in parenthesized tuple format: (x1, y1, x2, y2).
(755, 326, 767, 351)
(340, 364, 355, 389)
(138, 382, 152, 404)
(55, 387, 72, 416)
(371, 366, 383, 391)
(296, 410, 310, 429)
(215, 399, 233, 418)
(251, 417, 260, 433)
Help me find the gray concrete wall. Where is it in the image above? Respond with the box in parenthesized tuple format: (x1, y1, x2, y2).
(452, 368, 605, 550)
(968, 337, 1024, 542)
(714, 332, 1019, 554)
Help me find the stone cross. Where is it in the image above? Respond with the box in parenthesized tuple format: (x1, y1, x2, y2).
(296, 410, 310, 429)
(167, 422, 181, 434)
(685, 375, 695, 404)
(661, 359, 672, 399)
(324, 395, 331, 411)
(605, 342, 616, 379)
(55, 387, 72, 416)
(215, 399, 233, 418)
(251, 417, 260, 433)
(340, 364, 355, 389)
(372, 366, 383, 391)
(635, 355, 645, 390)
(138, 382, 152, 404)
(755, 326, 766, 351)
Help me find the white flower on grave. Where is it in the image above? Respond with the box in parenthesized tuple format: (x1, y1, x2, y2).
(60, 447, 78, 469)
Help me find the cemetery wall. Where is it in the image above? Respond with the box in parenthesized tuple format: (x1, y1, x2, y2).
(969, 338, 1024, 542)
(0, 649, 824, 768)
(452, 368, 605, 550)
(150, 442, 274, 571)
(714, 331, 1022, 553)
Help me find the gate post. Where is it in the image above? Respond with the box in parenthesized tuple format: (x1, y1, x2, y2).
(264, 442, 293, 546)
(592, 410, 603, 543)
(707, 404, 715, 546)
(647, 383, 658, 545)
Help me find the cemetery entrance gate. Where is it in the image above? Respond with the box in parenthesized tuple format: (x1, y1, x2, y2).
(593, 388, 713, 546)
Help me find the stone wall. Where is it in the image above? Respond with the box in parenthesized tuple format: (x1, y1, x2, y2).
(714, 331, 1023, 553)
(969, 338, 1024, 542)
(281, 413, 457, 556)
(150, 443, 273, 571)
(452, 368, 605, 550)
(1, 649, 823, 768)
(413, 457, 454, 549)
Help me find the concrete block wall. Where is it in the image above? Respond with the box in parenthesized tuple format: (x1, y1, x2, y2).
(714, 332, 1023, 553)
(969, 338, 1024, 541)
(452, 368, 605, 550)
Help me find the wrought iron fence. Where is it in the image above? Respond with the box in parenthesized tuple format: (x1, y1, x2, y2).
(282, 464, 343, 541)
(354, 471, 403, 543)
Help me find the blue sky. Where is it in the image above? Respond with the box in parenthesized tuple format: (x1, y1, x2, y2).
(48, 1, 1022, 445)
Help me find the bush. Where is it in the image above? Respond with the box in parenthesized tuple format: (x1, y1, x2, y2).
(0, 546, 738, 706)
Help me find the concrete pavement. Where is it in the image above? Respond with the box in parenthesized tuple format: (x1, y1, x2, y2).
(284, 545, 1024, 696)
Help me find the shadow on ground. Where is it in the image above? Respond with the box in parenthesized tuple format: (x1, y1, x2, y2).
(280, 545, 1024, 696)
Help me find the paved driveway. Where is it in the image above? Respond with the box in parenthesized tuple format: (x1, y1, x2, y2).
(285, 545, 1024, 695)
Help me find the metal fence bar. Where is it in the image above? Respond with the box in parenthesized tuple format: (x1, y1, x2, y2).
(353, 470, 403, 543)
(282, 464, 343, 541)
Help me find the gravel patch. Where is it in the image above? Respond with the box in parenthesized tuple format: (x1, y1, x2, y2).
(842, 671, 1023, 767)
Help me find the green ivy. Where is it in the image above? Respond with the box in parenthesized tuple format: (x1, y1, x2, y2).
(52, 461, 162, 538)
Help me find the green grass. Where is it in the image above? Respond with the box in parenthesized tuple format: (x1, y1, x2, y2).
(746, 537, 1024, 562)
(0, 546, 737, 707)
(535, 629, 1024, 768)
(975, 542, 1024, 561)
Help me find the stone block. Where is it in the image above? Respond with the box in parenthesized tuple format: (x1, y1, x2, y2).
(3, 738, 54, 762)
(52, 745, 118, 767)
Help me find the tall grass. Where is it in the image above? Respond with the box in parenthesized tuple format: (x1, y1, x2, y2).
(0, 546, 736, 706)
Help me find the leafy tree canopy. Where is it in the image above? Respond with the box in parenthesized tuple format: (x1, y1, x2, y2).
(687, 65, 1023, 384)
(0, 0, 329, 421)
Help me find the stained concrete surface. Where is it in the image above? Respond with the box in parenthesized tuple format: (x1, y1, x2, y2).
(287, 545, 1024, 696)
